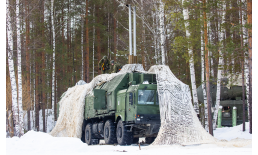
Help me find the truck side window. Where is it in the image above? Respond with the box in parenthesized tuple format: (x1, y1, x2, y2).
(129, 92, 133, 105)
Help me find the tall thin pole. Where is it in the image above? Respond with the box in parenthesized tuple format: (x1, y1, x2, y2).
(93, 4, 95, 78)
(133, 6, 136, 57)
(129, 5, 132, 56)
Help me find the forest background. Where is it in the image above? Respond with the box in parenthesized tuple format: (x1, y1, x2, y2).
(4, 0, 254, 137)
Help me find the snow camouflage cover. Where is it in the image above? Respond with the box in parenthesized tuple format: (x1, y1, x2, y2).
(50, 64, 216, 145)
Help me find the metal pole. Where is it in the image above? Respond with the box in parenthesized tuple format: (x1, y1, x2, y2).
(133, 6, 136, 57)
(129, 5, 132, 56)
(217, 106, 222, 128)
(232, 106, 237, 127)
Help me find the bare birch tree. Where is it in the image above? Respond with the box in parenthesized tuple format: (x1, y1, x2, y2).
(159, 0, 165, 65)
(182, 0, 199, 114)
(213, 1, 225, 129)
(201, 33, 208, 131)
(51, 0, 56, 126)
(247, 0, 252, 134)
(7, 0, 20, 137)
(16, 0, 24, 136)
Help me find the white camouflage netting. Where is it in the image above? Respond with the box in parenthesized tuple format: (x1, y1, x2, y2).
(148, 65, 216, 145)
(50, 64, 250, 146)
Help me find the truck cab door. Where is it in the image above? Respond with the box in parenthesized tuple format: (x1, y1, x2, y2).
(126, 92, 136, 121)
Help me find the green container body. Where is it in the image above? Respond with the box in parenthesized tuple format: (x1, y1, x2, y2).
(84, 73, 160, 121)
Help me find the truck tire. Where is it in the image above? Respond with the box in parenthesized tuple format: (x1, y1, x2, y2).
(81, 130, 85, 143)
(104, 120, 117, 144)
(145, 137, 155, 144)
(85, 123, 99, 145)
(116, 120, 133, 145)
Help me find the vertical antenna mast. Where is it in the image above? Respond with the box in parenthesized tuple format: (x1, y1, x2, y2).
(133, 6, 136, 58)
(129, 4, 132, 63)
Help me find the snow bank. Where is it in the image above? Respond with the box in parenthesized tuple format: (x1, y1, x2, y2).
(214, 122, 252, 141)
(6, 127, 252, 155)
(6, 130, 89, 155)
(213, 122, 252, 147)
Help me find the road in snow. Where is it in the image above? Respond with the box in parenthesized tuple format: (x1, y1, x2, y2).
(6, 122, 253, 155)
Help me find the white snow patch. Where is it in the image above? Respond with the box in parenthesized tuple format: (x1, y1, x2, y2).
(6, 123, 253, 155)
(214, 122, 252, 141)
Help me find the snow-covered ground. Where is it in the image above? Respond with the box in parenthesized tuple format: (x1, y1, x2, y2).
(6, 122, 253, 155)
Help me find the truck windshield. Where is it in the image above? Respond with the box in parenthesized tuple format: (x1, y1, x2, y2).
(138, 90, 155, 104)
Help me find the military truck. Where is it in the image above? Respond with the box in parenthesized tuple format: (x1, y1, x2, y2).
(58, 72, 160, 145)
(197, 78, 248, 127)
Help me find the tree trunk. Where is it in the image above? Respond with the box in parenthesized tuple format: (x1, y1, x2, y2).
(7, 0, 19, 136)
(85, 0, 90, 82)
(92, 4, 95, 78)
(16, 0, 24, 137)
(41, 0, 46, 132)
(35, 8, 40, 131)
(242, 0, 249, 121)
(81, 16, 84, 80)
(51, 0, 56, 127)
(159, 0, 165, 65)
(247, 0, 252, 134)
(113, 0, 117, 62)
(213, 1, 225, 130)
(25, 0, 31, 131)
(239, 0, 246, 132)
(96, 5, 101, 75)
(201, 32, 208, 130)
(203, 0, 213, 135)
(182, 0, 199, 114)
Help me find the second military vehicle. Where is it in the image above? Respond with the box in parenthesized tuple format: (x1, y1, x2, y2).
(197, 78, 248, 127)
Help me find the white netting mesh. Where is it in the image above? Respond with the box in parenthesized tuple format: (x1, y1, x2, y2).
(148, 65, 216, 145)
(50, 64, 249, 147)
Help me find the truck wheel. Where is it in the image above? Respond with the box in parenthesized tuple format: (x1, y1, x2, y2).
(81, 130, 85, 143)
(104, 120, 117, 144)
(133, 137, 139, 144)
(85, 123, 98, 145)
(145, 137, 155, 144)
(116, 120, 133, 145)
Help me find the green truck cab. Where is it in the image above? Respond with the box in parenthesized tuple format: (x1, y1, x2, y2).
(72, 72, 160, 145)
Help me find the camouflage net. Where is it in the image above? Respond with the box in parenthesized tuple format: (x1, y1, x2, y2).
(148, 65, 216, 145)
